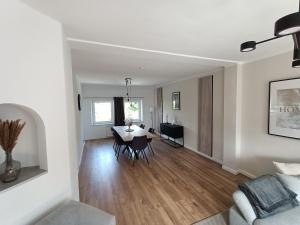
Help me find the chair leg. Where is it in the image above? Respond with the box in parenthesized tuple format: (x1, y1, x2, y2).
(148, 143, 154, 156)
(115, 145, 120, 159)
(127, 147, 132, 159)
(142, 149, 149, 164)
(117, 145, 123, 160)
(114, 144, 118, 156)
(132, 153, 136, 166)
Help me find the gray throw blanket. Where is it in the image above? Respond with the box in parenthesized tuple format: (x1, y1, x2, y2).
(239, 175, 298, 219)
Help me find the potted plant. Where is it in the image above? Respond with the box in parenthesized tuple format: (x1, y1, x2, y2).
(0, 119, 25, 183)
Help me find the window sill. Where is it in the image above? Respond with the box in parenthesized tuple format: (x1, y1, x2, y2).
(91, 122, 114, 126)
(132, 121, 143, 123)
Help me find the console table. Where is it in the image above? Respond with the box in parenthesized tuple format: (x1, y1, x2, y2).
(160, 123, 184, 148)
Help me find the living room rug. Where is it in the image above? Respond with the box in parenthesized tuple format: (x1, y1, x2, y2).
(192, 210, 228, 225)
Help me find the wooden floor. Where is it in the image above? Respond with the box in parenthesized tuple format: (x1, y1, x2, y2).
(79, 138, 247, 225)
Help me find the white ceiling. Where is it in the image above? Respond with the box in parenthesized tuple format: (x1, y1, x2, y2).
(24, 0, 298, 85)
(70, 40, 230, 85)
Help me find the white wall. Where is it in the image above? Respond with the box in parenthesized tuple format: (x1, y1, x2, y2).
(0, 1, 78, 224)
(222, 65, 243, 173)
(161, 70, 225, 163)
(62, 31, 80, 199)
(212, 71, 225, 162)
(73, 76, 84, 166)
(239, 52, 300, 177)
(162, 78, 199, 150)
(81, 84, 155, 140)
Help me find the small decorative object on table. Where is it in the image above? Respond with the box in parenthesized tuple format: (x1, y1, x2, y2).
(0, 119, 25, 183)
(125, 118, 134, 132)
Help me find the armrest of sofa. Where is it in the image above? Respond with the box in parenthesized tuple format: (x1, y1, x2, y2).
(229, 206, 250, 225)
(233, 190, 257, 224)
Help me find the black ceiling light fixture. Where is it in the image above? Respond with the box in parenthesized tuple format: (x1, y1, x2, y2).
(292, 59, 300, 68)
(241, 0, 300, 68)
(125, 77, 132, 101)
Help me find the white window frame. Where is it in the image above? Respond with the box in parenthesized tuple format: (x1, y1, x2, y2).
(91, 98, 114, 125)
(124, 98, 143, 122)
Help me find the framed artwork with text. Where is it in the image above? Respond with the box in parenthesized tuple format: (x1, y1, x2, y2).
(268, 77, 300, 139)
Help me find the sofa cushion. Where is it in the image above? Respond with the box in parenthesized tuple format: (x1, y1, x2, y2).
(233, 190, 257, 224)
(277, 173, 300, 201)
(254, 205, 300, 225)
(273, 162, 300, 176)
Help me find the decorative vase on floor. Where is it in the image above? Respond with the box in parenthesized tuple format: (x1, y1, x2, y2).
(0, 152, 21, 183)
(0, 119, 25, 183)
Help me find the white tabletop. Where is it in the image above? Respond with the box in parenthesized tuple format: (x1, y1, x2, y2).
(112, 125, 155, 142)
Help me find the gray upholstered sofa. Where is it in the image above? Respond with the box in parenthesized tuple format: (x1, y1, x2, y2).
(229, 191, 300, 225)
(230, 205, 300, 225)
(34, 200, 116, 225)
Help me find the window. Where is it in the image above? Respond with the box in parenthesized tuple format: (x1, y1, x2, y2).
(124, 99, 143, 122)
(92, 99, 114, 125)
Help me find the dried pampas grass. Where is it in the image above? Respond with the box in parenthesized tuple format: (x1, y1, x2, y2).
(0, 119, 25, 153)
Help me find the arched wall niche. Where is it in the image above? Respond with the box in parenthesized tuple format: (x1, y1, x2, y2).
(0, 103, 47, 170)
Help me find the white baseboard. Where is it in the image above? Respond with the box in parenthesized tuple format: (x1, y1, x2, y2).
(184, 145, 223, 165)
(78, 141, 85, 168)
(222, 165, 256, 178)
(238, 169, 256, 179)
(184, 144, 257, 179)
(222, 165, 239, 175)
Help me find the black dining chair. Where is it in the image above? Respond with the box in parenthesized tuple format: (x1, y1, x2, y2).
(147, 128, 155, 156)
(129, 135, 149, 166)
(139, 124, 145, 129)
(112, 130, 117, 150)
(113, 131, 126, 160)
(148, 128, 155, 133)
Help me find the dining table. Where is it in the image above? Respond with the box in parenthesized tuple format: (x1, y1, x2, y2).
(112, 125, 155, 159)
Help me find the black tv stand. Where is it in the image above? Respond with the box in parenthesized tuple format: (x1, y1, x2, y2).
(160, 123, 184, 148)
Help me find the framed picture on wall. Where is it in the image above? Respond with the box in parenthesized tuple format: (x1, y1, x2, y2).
(172, 92, 181, 110)
(268, 77, 300, 139)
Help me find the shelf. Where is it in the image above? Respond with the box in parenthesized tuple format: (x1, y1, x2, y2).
(0, 166, 46, 192)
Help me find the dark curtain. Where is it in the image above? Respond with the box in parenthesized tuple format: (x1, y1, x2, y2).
(113, 97, 125, 126)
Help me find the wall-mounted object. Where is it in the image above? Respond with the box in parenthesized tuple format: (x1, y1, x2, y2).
(241, 0, 300, 68)
(77, 94, 81, 111)
(172, 92, 181, 110)
(198, 76, 213, 157)
(156, 88, 163, 133)
(268, 77, 300, 139)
